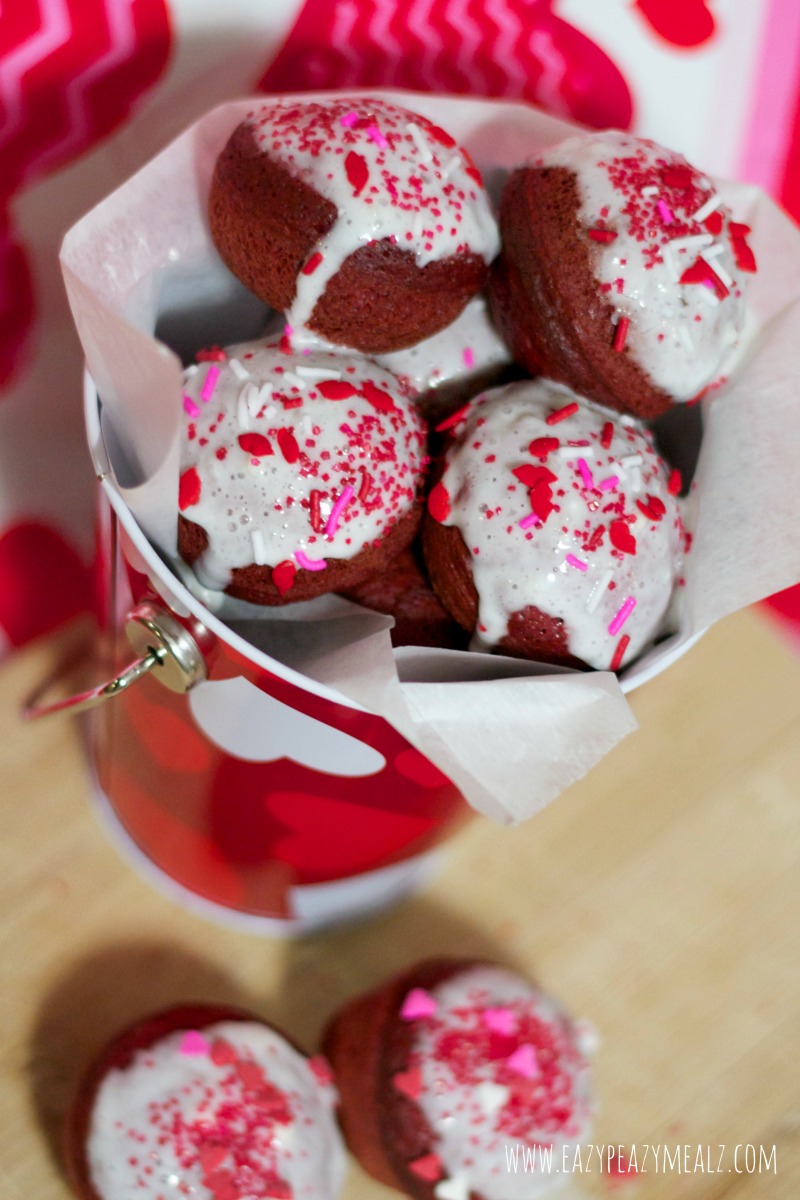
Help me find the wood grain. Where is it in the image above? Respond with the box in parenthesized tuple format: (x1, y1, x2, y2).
(0, 607, 798, 1199)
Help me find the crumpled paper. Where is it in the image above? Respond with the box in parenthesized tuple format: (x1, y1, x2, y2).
(60, 91, 800, 823)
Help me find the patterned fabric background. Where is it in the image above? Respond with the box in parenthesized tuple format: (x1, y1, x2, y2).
(1, 0, 798, 653)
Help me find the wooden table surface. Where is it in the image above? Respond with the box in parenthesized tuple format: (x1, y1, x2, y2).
(1, 605, 799, 1200)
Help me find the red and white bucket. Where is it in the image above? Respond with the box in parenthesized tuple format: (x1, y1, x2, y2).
(79, 373, 469, 934)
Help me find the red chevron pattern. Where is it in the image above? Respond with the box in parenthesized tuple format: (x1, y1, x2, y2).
(0, 0, 171, 386)
(260, 0, 634, 131)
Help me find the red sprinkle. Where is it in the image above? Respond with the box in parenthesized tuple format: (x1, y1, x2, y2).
(679, 256, 729, 300)
(601, 421, 614, 449)
(636, 494, 666, 521)
(362, 379, 396, 412)
(703, 210, 724, 236)
(661, 165, 693, 189)
(612, 316, 630, 352)
(528, 436, 560, 459)
(408, 1154, 443, 1183)
(276, 427, 300, 464)
(393, 1066, 423, 1100)
(358, 468, 374, 504)
(196, 346, 226, 362)
(178, 467, 201, 510)
(610, 635, 631, 671)
(667, 468, 682, 496)
(309, 490, 324, 533)
(427, 480, 451, 523)
(546, 402, 579, 425)
(301, 251, 324, 275)
(272, 561, 296, 596)
(435, 404, 471, 432)
(728, 221, 757, 273)
(609, 519, 637, 555)
(512, 464, 557, 488)
(345, 149, 369, 194)
(588, 227, 617, 243)
(317, 380, 358, 400)
(238, 432, 273, 457)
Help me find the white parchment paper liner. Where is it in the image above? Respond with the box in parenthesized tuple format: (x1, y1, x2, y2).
(61, 92, 800, 825)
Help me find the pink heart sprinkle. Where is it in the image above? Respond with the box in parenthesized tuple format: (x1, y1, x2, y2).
(400, 988, 438, 1020)
(482, 1006, 517, 1035)
(506, 1043, 540, 1078)
(179, 1030, 210, 1056)
(409, 1152, 443, 1182)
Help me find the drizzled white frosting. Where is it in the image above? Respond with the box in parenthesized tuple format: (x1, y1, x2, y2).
(404, 966, 593, 1200)
(536, 131, 753, 401)
(86, 1021, 345, 1200)
(179, 340, 427, 593)
(432, 379, 686, 670)
(245, 97, 500, 333)
(376, 294, 511, 401)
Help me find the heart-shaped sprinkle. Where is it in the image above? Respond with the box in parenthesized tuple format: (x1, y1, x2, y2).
(482, 1006, 517, 1035)
(393, 1066, 423, 1100)
(179, 1030, 210, 1056)
(408, 1153, 443, 1182)
(506, 1043, 540, 1078)
(400, 988, 438, 1020)
(308, 1055, 334, 1086)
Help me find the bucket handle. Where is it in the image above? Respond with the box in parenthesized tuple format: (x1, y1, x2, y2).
(22, 600, 208, 720)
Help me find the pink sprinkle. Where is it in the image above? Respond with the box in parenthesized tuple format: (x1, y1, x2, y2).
(482, 1007, 517, 1035)
(608, 596, 637, 636)
(518, 512, 540, 530)
(200, 365, 220, 403)
(325, 484, 354, 536)
(367, 124, 389, 148)
(340, 111, 359, 127)
(462, 346, 475, 368)
(506, 1043, 539, 1079)
(598, 475, 620, 492)
(577, 458, 594, 489)
(657, 197, 674, 225)
(566, 554, 588, 572)
(400, 988, 438, 1020)
(284, 323, 294, 336)
(294, 550, 327, 572)
(179, 1031, 210, 1056)
(183, 394, 200, 418)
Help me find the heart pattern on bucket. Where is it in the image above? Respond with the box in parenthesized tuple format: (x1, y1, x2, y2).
(188, 676, 386, 778)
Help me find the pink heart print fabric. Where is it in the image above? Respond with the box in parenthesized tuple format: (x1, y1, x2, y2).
(1, 0, 799, 653)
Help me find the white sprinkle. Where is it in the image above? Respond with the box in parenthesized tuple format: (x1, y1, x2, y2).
(282, 371, 306, 390)
(295, 366, 342, 381)
(559, 444, 594, 458)
(405, 121, 433, 163)
(237, 394, 250, 430)
(620, 454, 643, 469)
(699, 285, 720, 308)
(575, 1019, 601, 1056)
(434, 1175, 471, 1200)
(669, 233, 713, 253)
(703, 244, 733, 286)
(182, 364, 199, 380)
(629, 466, 643, 492)
(257, 382, 274, 410)
(441, 155, 462, 180)
(263, 404, 277, 421)
(692, 193, 721, 223)
(228, 357, 250, 381)
(250, 528, 266, 564)
(678, 323, 695, 354)
(586, 569, 613, 613)
(302, 414, 314, 437)
(474, 1080, 510, 1112)
(640, 185, 659, 196)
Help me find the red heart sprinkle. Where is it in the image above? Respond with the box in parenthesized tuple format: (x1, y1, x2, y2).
(393, 1066, 423, 1099)
(408, 1153, 443, 1182)
(210, 1038, 237, 1065)
(317, 380, 358, 400)
(527, 437, 560, 460)
(178, 467, 201, 510)
(609, 519, 637, 555)
(238, 432, 273, 457)
(362, 380, 396, 412)
(277, 427, 300, 463)
(512, 464, 557, 488)
(345, 150, 369, 194)
(427, 481, 451, 523)
(272, 560, 297, 596)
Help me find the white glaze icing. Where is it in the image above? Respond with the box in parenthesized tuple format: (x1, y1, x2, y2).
(179, 340, 427, 593)
(244, 97, 500, 335)
(432, 379, 686, 670)
(376, 294, 511, 401)
(535, 131, 754, 401)
(405, 966, 593, 1200)
(86, 1020, 345, 1200)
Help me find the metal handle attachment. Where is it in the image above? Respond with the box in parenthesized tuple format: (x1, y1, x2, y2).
(23, 600, 208, 721)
